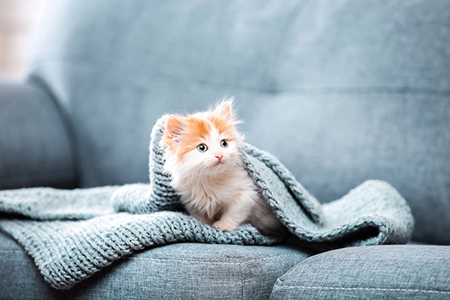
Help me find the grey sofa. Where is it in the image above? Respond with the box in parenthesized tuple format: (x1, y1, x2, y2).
(1, 0, 449, 299)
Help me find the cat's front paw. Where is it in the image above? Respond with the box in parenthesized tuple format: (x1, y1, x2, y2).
(213, 220, 238, 232)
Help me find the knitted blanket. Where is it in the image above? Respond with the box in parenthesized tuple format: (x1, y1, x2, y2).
(0, 116, 414, 290)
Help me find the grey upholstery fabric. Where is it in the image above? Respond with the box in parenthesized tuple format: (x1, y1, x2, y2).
(245, 93, 450, 244)
(276, 1, 450, 91)
(0, 81, 76, 189)
(0, 231, 309, 300)
(25, 0, 450, 243)
(271, 245, 450, 299)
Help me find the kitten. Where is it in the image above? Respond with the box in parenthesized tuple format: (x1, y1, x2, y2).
(160, 99, 284, 236)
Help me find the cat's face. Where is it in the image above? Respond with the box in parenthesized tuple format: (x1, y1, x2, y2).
(162, 100, 243, 176)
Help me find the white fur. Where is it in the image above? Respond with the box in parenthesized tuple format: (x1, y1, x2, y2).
(163, 112, 284, 236)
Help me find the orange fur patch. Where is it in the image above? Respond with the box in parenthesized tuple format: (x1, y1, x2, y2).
(176, 117, 211, 161)
(206, 113, 236, 141)
(162, 115, 212, 161)
(162, 108, 239, 162)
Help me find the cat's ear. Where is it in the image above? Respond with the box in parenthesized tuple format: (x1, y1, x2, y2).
(214, 98, 234, 120)
(166, 115, 184, 139)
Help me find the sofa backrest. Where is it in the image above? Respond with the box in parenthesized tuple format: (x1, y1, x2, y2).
(28, 0, 450, 244)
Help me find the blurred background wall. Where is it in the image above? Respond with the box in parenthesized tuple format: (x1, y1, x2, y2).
(0, 0, 48, 79)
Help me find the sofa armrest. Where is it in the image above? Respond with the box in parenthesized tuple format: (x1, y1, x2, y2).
(0, 80, 77, 189)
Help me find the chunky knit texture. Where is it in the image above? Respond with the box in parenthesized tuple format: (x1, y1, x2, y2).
(0, 116, 414, 290)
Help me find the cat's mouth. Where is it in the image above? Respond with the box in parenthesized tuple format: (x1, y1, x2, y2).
(213, 160, 224, 168)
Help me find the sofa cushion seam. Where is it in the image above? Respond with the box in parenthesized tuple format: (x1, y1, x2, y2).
(274, 285, 450, 295)
(118, 253, 304, 265)
(240, 261, 245, 300)
(26, 58, 450, 97)
(0, 171, 75, 183)
(0, 250, 305, 264)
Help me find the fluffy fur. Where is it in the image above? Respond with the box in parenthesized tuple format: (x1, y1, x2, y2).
(160, 99, 284, 236)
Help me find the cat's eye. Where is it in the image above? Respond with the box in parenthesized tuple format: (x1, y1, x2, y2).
(220, 139, 229, 148)
(197, 144, 208, 152)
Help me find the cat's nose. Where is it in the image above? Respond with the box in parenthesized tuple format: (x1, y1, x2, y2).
(215, 154, 223, 162)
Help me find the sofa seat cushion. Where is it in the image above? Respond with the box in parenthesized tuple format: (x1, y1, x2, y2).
(0, 231, 308, 300)
(271, 245, 450, 300)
